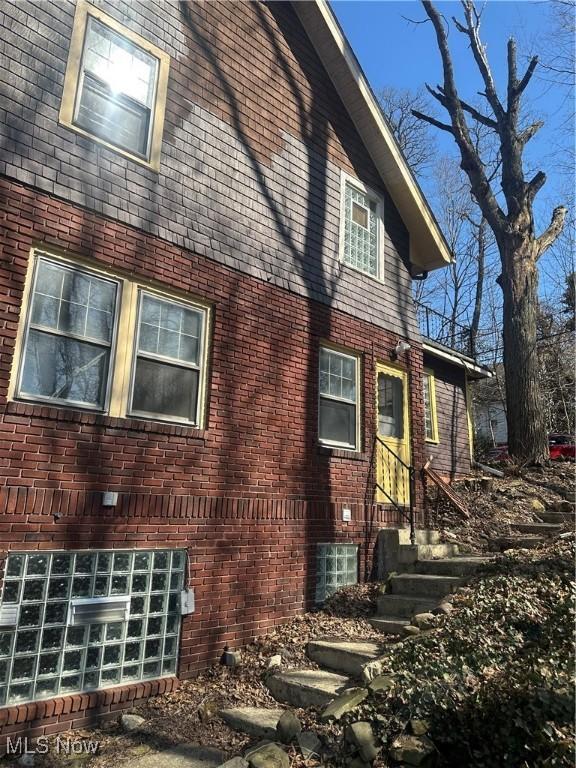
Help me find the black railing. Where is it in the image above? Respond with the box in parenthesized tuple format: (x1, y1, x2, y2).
(375, 436, 416, 545)
(416, 301, 473, 357)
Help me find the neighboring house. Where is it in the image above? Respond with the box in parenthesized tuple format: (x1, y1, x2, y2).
(0, 0, 489, 736)
(475, 401, 508, 445)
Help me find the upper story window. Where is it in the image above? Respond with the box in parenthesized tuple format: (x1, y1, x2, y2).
(318, 345, 360, 451)
(59, 1, 170, 170)
(11, 251, 210, 428)
(423, 370, 439, 443)
(340, 173, 384, 279)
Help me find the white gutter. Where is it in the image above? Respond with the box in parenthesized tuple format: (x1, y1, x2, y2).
(422, 341, 493, 379)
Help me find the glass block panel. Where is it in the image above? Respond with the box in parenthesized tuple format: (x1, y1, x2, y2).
(342, 182, 380, 277)
(6, 555, 24, 578)
(315, 543, 358, 603)
(0, 549, 185, 706)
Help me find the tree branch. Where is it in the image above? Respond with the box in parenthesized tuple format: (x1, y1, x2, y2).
(526, 170, 547, 203)
(453, 1, 505, 123)
(519, 121, 544, 145)
(430, 85, 498, 127)
(420, 1, 505, 231)
(516, 56, 539, 96)
(411, 109, 455, 133)
(536, 206, 568, 259)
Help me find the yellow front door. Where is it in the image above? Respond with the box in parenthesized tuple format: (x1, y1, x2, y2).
(376, 362, 411, 506)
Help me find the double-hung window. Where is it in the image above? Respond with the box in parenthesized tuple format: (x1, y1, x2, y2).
(13, 252, 210, 428)
(423, 370, 439, 443)
(131, 293, 204, 424)
(318, 346, 360, 450)
(60, 2, 170, 169)
(340, 173, 384, 279)
(19, 259, 119, 410)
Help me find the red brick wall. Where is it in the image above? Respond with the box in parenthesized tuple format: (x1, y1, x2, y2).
(0, 178, 425, 740)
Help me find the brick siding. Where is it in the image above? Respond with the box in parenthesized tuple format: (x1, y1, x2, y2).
(0, 178, 426, 740)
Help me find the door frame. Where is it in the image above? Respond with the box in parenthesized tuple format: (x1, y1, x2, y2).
(375, 360, 412, 504)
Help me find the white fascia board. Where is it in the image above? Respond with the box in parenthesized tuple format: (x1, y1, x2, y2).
(423, 342, 493, 379)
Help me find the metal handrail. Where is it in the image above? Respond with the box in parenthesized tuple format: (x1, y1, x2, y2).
(374, 435, 416, 545)
(415, 301, 473, 357)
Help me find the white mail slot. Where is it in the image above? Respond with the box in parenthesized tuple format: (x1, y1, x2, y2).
(68, 595, 131, 626)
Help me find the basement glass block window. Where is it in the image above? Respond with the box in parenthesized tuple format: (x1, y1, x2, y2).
(0, 549, 185, 707)
(342, 181, 382, 278)
(315, 544, 358, 604)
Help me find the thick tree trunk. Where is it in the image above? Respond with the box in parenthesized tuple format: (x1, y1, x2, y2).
(470, 217, 486, 357)
(499, 237, 549, 463)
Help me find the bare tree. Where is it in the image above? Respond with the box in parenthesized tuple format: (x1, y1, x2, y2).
(377, 86, 437, 178)
(413, 0, 568, 463)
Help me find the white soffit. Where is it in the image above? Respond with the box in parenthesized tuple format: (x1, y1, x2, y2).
(292, 0, 453, 271)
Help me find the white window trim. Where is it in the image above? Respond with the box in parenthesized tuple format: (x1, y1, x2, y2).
(339, 171, 385, 282)
(318, 343, 361, 452)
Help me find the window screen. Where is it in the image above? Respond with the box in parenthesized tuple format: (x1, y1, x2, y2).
(316, 544, 358, 603)
(319, 347, 358, 449)
(0, 549, 185, 707)
(19, 259, 118, 409)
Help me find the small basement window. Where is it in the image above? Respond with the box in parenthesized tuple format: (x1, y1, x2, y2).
(315, 543, 358, 604)
(0, 549, 185, 707)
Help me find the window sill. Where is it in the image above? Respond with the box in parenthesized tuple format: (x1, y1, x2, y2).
(317, 445, 368, 461)
(4, 400, 207, 441)
(425, 438, 440, 445)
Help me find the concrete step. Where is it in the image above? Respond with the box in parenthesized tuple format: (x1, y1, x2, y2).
(511, 522, 563, 536)
(414, 556, 491, 577)
(538, 510, 574, 525)
(397, 542, 459, 565)
(398, 529, 441, 545)
(219, 707, 284, 739)
(376, 594, 439, 618)
(389, 573, 464, 598)
(266, 669, 350, 709)
(306, 640, 382, 678)
(368, 617, 410, 634)
(492, 535, 546, 550)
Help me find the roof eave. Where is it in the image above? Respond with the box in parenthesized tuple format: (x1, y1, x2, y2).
(423, 341, 493, 379)
(292, 0, 452, 272)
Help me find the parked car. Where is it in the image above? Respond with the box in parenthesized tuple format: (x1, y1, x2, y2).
(548, 434, 576, 460)
(486, 434, 575, 462)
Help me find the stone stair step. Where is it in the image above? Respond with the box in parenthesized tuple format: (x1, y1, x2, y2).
(266, 669, 350, 709)
(511, 522, 563, 536)
(414, 556, 491, 577)
(219, 707, 285, 740)
(398, 529, 442, 545)
(376, 594, 439, 618)
(538, 510, 574, 524)
(368, 617, 410, 634)
(306, 640, 382, 678)
(389, 573, 464, 597)
(397, 542, 459, 565)
(492, 535, 546, 550)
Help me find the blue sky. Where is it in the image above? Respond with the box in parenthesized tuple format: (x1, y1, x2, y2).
(331, 1, 572, 299)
